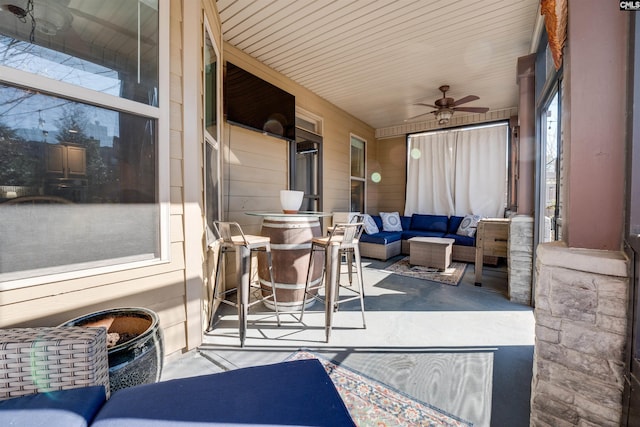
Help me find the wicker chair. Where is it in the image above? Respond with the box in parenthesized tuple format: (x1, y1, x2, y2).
(0, 327, 110, 400)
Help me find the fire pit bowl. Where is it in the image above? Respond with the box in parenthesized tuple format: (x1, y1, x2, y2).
(60, 307, 164, 392)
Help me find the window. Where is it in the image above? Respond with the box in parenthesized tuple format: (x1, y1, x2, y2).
(0, 1, 167, 285)
(350, 135, 366, 213)
(291, 109, 322, 212)
(405, 123, 508, 217)
(540, 91, 562, 242)
(204, 21, 220, 243)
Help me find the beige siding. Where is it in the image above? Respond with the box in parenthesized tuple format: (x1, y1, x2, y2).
(222, 45, 376, 225)
(0, 0, 220, 363)
(374, 136, 407, 214)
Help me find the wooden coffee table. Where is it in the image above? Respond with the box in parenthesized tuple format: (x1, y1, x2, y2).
(408, 237, 455, 270)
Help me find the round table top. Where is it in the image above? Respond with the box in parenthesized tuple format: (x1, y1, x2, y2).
(245, 211, 333, 218)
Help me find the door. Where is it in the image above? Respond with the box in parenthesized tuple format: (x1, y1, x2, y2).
(291, 127, 322, 212)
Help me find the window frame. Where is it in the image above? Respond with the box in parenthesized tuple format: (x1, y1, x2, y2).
(203, 17, 221, 243)
(0, 0, 171, 290)
(350, 133, 366, 213)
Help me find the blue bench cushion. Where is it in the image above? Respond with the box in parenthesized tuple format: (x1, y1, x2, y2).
(0, 385, 106, 427)
(400, 215, 412, 230)
(92, 359, 355, 427)
(410, 214, 448, 233)
(448, 216, 465, 234)
(360, 231, 403, 245)
(444, 233, 475, 246)
(402, 230, 447, 240)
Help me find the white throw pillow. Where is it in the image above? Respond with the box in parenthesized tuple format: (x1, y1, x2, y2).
(457, 214, 481, 237)
(362, 214, 379, 234)
(380, 212, 403, 232)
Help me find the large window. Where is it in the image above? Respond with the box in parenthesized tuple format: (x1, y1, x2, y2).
(350, 135, 366, 213)
(0, 0, 167, 285)
(405, 123, 508, 217)
(204, 20, 220, 243)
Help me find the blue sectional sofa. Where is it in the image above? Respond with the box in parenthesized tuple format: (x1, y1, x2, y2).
(359, 213, 497, 264)
(0, 358, 355, 427)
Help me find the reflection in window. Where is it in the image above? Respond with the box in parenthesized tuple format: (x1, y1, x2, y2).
(0, 85, 156, 204)
(0, 0, 159, 105)
(0, 85, 159, 280)
(0, 0, 163, 283)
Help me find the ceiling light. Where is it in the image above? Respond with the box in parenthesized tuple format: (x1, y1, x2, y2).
(435, 109, 453, 125)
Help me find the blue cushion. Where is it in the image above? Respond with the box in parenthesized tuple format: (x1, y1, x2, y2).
(360, 231, 403, 245)
(371, 215, 383, 230)
(444, 233, 475, 246)
(402, 230, 447, 240)
(0, 386, 106, 427)
(448, 216, 465, 234)
(410, 214, 448, 232)
(400, 215, 412, 231)
(92, 359, 355, 427)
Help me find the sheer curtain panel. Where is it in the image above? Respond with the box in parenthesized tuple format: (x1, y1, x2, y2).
(405, 123, 508, 218)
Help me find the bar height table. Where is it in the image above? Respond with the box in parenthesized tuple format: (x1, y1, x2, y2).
(245, 212, 333, 311)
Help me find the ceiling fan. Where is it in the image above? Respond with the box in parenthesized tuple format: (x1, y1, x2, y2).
(407, 85, 489, 125)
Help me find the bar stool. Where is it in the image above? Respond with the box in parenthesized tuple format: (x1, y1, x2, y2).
(300, 219, 366, 342)
(207, 221, 280, 347)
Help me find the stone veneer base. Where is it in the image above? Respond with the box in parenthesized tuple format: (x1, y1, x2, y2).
(530, 242, 628, 426)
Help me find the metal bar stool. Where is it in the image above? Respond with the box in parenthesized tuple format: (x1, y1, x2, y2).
(300, 219, 366, 342)
(207, 221, 280, 347)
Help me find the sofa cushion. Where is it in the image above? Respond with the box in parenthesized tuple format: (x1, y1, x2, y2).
(0, 385, 106, 427)
(371, 215, 384, 230)
(380, 212, 403, 231)
(92, 359, 355, 427)
(443, 233, 475, 247)
(362, 214, 379, 234)
(360, 231, 403, 245)
(400, 215, 412, 231)
(448, 216, 465, 234)
(402, 230, 447, 240)
(457, 214, 481, 237)
(410, 214, 448, 233)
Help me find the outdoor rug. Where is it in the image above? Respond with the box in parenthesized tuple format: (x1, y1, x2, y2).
(286, 350, 473, 427)
(384, 257, 467, 286)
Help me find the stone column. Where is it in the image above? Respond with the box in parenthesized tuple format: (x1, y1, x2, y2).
(530, 243, 628, 426)
(508, 215, 533, 305)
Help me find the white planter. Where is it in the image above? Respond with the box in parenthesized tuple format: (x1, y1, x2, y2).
(280, 190, 304, 214)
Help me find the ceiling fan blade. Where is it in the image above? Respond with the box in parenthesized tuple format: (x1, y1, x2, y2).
(414, 102, 439, 109)
(452, 95, 480, 106)
(453, 106, 489, 113)
(405, 111, 435, 121)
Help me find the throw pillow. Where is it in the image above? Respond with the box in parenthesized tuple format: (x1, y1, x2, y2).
(380, 211, 403, 232)
(362, 214, 379, 234)
(457, 214, 481, 237)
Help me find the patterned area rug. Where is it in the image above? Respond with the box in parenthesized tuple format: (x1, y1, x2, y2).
(384, 257, 467, 286)
(287, 350, 473, 427)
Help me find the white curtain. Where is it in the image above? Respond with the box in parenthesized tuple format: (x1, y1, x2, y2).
(405, 123, 508, 218)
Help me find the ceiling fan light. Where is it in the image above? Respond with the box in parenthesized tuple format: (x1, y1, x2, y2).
(436, 109, 453, 125)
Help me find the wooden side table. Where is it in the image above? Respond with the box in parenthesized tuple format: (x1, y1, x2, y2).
(408, 237, 455, 270)
(474, 218, 510, 285)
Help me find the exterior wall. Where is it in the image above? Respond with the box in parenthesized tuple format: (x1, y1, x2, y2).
(372, 135, 406, 214)
(221, 45, 376, 231)
(530, 2, 631, 425)
(0, 0, 223, 360)
(531, 243, 628, 426)
(562, 0, 627, 251)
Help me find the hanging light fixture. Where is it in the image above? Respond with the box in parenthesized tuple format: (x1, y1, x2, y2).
(435, 109, 453, 125)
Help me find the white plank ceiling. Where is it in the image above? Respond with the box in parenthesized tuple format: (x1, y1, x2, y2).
(217, 0, 542, 131)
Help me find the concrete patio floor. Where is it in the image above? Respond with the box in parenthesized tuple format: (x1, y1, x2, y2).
(162, 256, 535, 427)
